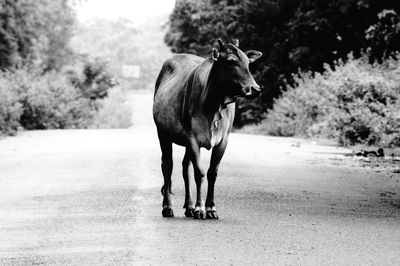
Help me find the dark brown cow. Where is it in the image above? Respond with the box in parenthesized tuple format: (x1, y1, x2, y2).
(153, 39, 262, 219)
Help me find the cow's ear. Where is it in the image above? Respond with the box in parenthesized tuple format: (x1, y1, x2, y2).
(232, 38, 239, 47)
(212, 48, 220, 61)
(217, 38, 226, 51)
(246, 50, 262, 63)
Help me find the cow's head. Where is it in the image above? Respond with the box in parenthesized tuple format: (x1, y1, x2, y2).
(211, 39, 262, 99)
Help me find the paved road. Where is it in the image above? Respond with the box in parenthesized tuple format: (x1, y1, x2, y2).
(0, 92, 399, 265)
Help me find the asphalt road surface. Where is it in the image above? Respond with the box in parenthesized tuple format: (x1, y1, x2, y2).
(0, 92, 399, 265)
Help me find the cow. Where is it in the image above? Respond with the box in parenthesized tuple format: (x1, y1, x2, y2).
(153, 39, 262, 219)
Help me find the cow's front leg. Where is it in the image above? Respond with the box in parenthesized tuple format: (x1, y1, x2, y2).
(187, 137, 206, 219)
(206, 137, 228, 219)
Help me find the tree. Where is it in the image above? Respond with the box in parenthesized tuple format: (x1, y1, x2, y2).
(71, 17, 172, 90)
(0, 0, 76, 71)
(365, 9, 400, 63)
(165, 0, 400, 126)
(68, 58, 118, 101)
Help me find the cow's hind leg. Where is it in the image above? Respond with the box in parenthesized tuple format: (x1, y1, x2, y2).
(206, 138, 228, 219)
(187, 138, 206, 219)
(157, 129, 174, 218)
(182, 149, 194, 217)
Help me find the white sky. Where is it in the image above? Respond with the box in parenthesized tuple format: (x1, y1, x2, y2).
(76, 0, 176, 24)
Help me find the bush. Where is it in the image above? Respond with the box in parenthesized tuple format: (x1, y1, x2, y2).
(67, 58, 117, 100)
(0, 68, 96, 134)
(263, 69, 337, 137)
(19, 71, 95, 129)
(0, 74, 23, 136)
(260, 55, 400, 147)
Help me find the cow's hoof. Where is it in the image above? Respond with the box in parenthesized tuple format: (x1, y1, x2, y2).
(206, 210, 219, 219)
(184, 207, 195, 218)
(193, 210, 206, 220)
(162, 207, 174, 218)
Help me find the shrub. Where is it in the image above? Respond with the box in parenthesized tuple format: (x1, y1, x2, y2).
(0, 73, 23, 136)
(66, 58, 118, 100)
(0, 68, 95, 134)
(17, 70, 95, 129)
(261, 55, 400, 147)
(332, 76, 400, 146)
(264, 69, 337, 137)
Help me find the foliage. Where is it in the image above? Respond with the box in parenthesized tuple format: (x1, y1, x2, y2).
(90, 88, 133, 129)
(260, 55, 400, 147)
(0, 0, 125, 136)
(0, 73, 23, 136)
(0, 0, 76, 71)
(71, 17, 172, 91)
(0, 68, 99, 135)
(165, 0, 400, 126)
(365, 9, 400, 63)
(8, 69, 95, 130)
(67, 58, 118, 100)
(0, 64, 121, 135)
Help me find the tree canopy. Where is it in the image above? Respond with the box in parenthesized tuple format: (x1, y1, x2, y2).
(0, 0, 76, 71)
(71, 16, 172, 90)
(165, 0, 400, 126)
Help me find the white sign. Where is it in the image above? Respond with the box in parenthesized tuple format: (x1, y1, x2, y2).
(122, 65, 140, 78)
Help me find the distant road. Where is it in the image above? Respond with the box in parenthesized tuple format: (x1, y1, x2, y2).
(0, 91, 399, 265)
(129, 89, 155, 130)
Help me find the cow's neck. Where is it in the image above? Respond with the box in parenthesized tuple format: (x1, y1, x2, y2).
(201, 59, 235, 131)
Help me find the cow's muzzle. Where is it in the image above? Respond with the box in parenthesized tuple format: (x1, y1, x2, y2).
(242, 85, 261, 99)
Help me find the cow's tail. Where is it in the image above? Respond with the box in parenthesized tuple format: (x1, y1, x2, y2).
(160, 185, 173, 196)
